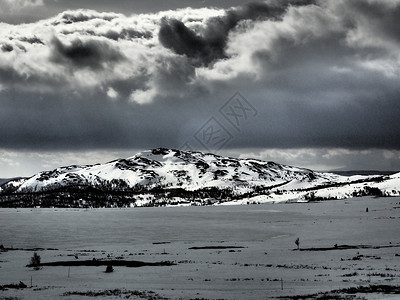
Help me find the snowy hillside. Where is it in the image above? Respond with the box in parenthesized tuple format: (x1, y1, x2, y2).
(0, 148, 399, 207)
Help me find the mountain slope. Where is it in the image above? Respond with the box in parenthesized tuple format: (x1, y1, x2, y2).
(0, 148, 399, 207)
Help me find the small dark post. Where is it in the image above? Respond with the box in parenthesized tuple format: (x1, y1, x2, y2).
(281, 278, 283, 290)
(105, 265, 114, 273)
(366, 207, 368, 212)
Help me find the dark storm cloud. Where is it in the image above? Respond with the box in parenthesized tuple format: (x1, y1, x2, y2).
(50, 36, 125, 70)
(0, 88, 183, 150)
(225, 89, 400, 150)
(158, 1, 316, 66)
(0, 65, 67, 95)
(1, 44, 13, 52)
(1, 1, 400, 158)
(345, 0, 400, 44)
(58, 28, 152, 41)
(18, 36, 45, 45)
(158, 18, 220, 66)
(152, 55, 196, 94)
(103, 29, 153, 41)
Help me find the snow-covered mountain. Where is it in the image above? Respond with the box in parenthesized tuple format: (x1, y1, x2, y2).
(0, 148, 399, 207)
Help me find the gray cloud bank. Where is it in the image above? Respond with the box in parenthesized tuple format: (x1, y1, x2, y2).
(0, 0, 400, 156)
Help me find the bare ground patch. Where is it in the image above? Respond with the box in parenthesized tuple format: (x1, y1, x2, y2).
(26, 259, 175, 268)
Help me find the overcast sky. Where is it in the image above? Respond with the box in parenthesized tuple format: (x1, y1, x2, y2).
(1, 0, 400, 178)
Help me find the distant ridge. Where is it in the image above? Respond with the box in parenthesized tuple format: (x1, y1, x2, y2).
(0, 148, 399, 207)
(0, 177, 26, 186)
(330, 171, 398, 176)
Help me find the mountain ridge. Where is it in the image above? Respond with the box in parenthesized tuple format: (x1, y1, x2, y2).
(0, 148, 399, 207)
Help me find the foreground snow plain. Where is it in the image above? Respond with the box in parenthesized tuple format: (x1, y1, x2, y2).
(1, 196, 400, 299)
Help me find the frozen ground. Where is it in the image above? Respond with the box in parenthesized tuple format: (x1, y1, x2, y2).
(0, 196, 400, 299)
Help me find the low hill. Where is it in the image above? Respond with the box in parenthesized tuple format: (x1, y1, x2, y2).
(1, 148, 399, 207)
